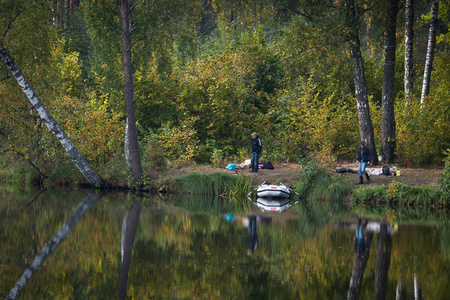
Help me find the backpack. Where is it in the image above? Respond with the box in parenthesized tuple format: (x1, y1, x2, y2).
(382, 166, 391, 176)
(263, 161, 274, 169)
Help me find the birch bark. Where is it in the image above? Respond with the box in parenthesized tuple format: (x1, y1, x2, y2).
(345, 0, 379, 165)
(121, 0, 143, 180)
(0, 47, 103, 185)
(420, 0, 440, 105)
(404, 0, 414, 105)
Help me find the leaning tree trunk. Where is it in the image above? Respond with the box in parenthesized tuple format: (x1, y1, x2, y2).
(121, 0, 142, 180)
(345, 0, 379, 165)
(0, 47, 103, 186)
(420, 0, 440, 105)
(404, 0, 415, 106)
(381, 0, 399, 164)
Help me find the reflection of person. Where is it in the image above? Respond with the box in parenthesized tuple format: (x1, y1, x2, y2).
(356, 141, 371, 185)
(247, 216, 258, 255)
(250, 132, 262, 173)
(354, 218, 368, 257)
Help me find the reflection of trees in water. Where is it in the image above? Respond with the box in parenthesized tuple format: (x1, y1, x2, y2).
(2, 189, 449, 299)
(7, 191, 103, 300)
(374, 222, 392, 300)
(118, 201, 141, 300)
(347, 220, 393, 300)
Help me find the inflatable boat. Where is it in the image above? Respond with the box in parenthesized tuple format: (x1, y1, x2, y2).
(256, 183, 291, 198)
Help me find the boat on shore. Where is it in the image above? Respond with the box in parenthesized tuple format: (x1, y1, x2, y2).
(256, 183, 291, 198)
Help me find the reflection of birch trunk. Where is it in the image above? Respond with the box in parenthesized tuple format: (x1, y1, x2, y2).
(7, 191, 103, 300)
(414, 274, 422, 300)
(117, 202, 141, 300)
(395, 275, 406, 300)
(347, 233, 373, 300)
(374, 223, 392, 300)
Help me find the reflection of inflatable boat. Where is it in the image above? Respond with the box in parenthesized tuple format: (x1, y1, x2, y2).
(256, 198, 291, 212)
(256, 183, 290, 198)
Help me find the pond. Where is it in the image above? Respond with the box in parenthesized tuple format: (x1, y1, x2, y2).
(0, 184, 448, 299)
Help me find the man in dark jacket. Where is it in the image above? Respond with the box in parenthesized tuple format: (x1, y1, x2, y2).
(356, 141, 371, 184)
(251, 132, 262, 173)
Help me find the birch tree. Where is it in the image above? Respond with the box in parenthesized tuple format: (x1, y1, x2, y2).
(420, 0, 440, 105)
(381, 0, 399, 164)
(344, 0, 379, 165)
(121, 0, 142, 180)
(404, 0, 415, 105)
(0, 47, 103, 186)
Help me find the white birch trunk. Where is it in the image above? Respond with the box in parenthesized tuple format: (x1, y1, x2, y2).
(0, 47, 103, 185)
(404, 0, 414, 106)
(124, 118, 132, 168)
(420, 0, 440, 105)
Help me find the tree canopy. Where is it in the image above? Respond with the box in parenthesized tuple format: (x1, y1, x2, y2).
(1, 0, 449, 182)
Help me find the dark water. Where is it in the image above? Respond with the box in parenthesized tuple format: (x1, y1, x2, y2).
(0, 184, 449, 299)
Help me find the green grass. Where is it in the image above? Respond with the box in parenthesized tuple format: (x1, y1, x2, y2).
(174, 172, 252, 213)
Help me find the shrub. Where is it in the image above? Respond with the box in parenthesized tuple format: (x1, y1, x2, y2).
(142, 139, 167, 171)
(295, 157, 351, 203)
(387, 181, 438, 208)
(350, 185, 389, 205)
(439, 149, 450, 205)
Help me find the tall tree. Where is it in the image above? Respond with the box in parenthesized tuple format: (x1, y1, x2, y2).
(404, 0, 415, 105)
(344, 0, 379, 165)
(381, 0, 399, 164)
(0, 47, 103, 186)
(420, 0, 440, 105)
(121, 0, 142, 180)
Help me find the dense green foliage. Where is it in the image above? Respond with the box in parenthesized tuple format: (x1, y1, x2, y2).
(1, 0, 450, 181)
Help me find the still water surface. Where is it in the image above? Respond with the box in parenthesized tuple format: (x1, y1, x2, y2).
(0, 184, 448, 299)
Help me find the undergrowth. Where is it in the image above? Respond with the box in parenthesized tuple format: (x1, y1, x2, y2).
(174, 172, 252, 213)
(295, 157, 351, 203)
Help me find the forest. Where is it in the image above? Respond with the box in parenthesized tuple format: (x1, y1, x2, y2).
(1, 0, 449, 185)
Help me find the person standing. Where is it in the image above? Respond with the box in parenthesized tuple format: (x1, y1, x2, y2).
(250, 132, 262, 173)
(356, 141, 371, 184)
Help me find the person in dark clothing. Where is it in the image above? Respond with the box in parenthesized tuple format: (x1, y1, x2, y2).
(250, 132, 262, 173)
(247, 216, 258, 255)
(354, 218, 368, 257)
(356, 141, 371, 184)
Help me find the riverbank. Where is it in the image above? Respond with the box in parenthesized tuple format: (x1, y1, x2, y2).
(152, 162, 444, 189)
(1, 161, 445, 195)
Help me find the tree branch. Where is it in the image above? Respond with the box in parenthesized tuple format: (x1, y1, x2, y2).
(1, 7, 26, 45)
